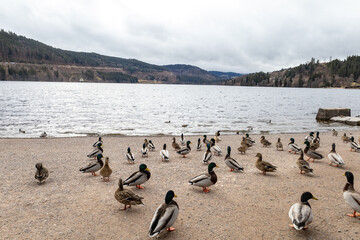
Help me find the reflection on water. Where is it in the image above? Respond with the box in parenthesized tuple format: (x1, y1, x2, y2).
(0, 81, 359, 138)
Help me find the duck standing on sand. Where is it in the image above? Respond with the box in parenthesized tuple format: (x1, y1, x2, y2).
(87, 142, 103, 159)
(288, 192, 318, 230)
(342, 133, 350, 143)
(224, 146, 244, 172)
(288, 138, 301, 154)
(260, 136, 271, 147)
(304, 140, 323, 162)
(100, 157, 112, 181)
(148, 140, 156, 151)
(196, 138, 202, 151)
(245, 133, 255, 147)
(328, 143, 344, 167)
(276, 138, 283, 151)
(310, 132, 320, 150)
(238, 138, 248, 154)
(126, 147, 135, 164)
(189, 162, 218, 192)
(115, 178, 144, 210)
(297, 150, 313, 174)
(255, 153, 277, 175)
(203, 144, 212, 164)
(332, 129, 338, 136)
(343, 171, 360, 218)
(79, 154, 104, 176)
(141, 143, 149, 158)
(40, 132, 47, 138)
(215, 130, 221, 142)
(203, 135, 210, 145)
(180, 133, 185, 146)
(148, 190, 179, 238)
(176, 140, 191, 158)
(160, 144, 169, 161)
(210, 138, 222, 156)
(92, 137, 103, 148)
(35, 163, 49, 183)
(123, 163, 151, 189)
(304, 132, 314, 142)
(349, 137, 360, 152)
(172, 137, 181, 151)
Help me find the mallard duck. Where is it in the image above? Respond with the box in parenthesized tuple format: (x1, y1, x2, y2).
(215, 130, 221, 142)
(288, 138, 301, 154)
(87, 142, 103, 159)
(148, 190, 179, 237)
(224, 146, 244, 172)
(297, 150, 313, 174)
(203, 144, 212, 164)
(19, 128, 25, 134)
(172, 137, 181, 151)
(260, 136, 271, 147)
(35, 163, 49, 183)
(92, 137, 103, 148)
(115, 178, 144, 210)
(126, 147, 135, 164)
(123, 163, 151, 189)
(40, 132, 47, 138)
(304, 132, 314, 142)
(100, 157, 112, 181)
(304, 140, 323, 162)
(255, 153, 277, 175)
(342, 133, 350, 143)
(276, 138, 283, 151)
(349, 137, 360, 152)
(180, 133, 185, 146)
(332, 129, 338, 136)
(144, 139, 149, 147)
(196, 138, 202, 151)
(80, 154, 104, 176)
(310, 132, 320, 150)
(245, 133, 255, 147)
(328, 143, 344, 167)
(210, 138, 222, 156)
(288, 192, 318, 230)
(237, 138, 248, 154)
(189, 162, 218, 192)
(148, 140, 156, 151)
(343, 171, 360, 217)
(160, 144, 169, 161)
(176, 140, 191, 158)
(203, 135, 210, 145)
(141, 143, 149, 158)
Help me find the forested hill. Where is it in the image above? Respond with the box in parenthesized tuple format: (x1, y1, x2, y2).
(0, 30, 238, 84)
(224, 57, 360, 88)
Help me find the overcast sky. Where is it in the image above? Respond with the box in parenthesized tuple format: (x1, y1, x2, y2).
(1, 0, 360, 73)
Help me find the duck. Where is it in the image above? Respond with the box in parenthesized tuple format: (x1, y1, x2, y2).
(148, 140, 156, 151)
(245, 133, 255, 147)
(203, 144, 212, 164)
(176, 140, 191, 158)
(144, 139, 149, 148)
(203, 135, 210, 145)
(224, 146, 244, 172)
(332, 129, 338, 136)
(328, 143, 345, 167)
(189, 162, 218, 192)
(160, 144, 170, 161)
(141, 143, 149, 158)
(342, 133, 350, 143)
(288, 138, 301, 154)
(35, 163, 49, 183)
(115, 178, 144, 210)
(210, 138, 222, 156)
(260, 136, 271, 147)
(123, 163, 151, 189)
(349, 137, 360, 152)
(196, 138, 202, 151)
(172, 137, 181, 151)
(304, 132, 314, 142)
(126, 147, 135, 164)
(40, 132, 47, 138)
(276, 138, 283, 151)
(288, 192, 318, 230)
(92, 137, 103, 148)
(180, 133, 185, 146)
(237, 138, 248, 154)
(255, 153, 277, 175)
(87, 142, 104, 159)
(19, 128, 25, 134)
(310, 132, 320, 150)
(297, 150, 313, 174)
(148, 190, 179, 237)
(304, 140, 323, 162)
(79, 154, 104, 176)
(99, 157, 112, 181)
(215, 130, 221, 142)
(343, 171, 360, 218)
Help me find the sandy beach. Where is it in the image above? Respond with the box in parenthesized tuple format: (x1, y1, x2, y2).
(1, 130, 360, 240)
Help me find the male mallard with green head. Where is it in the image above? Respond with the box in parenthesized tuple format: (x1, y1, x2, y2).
(289, 192, 318, 230)
(123, 164, 151, 189)
(189, 162, 218, 192)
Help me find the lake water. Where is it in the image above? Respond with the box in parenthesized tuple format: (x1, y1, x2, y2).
(0, 81, 359, 138)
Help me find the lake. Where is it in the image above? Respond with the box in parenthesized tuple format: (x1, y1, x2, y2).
(0, 81, 359, 138)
